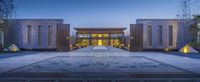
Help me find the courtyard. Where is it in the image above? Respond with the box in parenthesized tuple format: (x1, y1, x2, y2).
(0, 46, 200, 82)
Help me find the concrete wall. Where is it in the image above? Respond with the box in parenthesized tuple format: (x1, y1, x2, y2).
(8, 19, 64, 50)
(136, 19, 189, 49)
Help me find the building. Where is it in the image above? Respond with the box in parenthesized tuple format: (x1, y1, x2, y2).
(4, 18, 194, 52)
(74, 28, 126, 47)
(7, 19, 70, 51)
(130, 19, 191, 51)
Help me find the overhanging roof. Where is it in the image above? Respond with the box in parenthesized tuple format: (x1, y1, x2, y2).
(74, 28, 126, 31)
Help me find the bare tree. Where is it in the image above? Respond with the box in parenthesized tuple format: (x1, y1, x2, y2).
(0, 0, 14, 20)
(177, 0, 192, 44)
(0, 0, 15, 48)
(178, 0, 192, 19)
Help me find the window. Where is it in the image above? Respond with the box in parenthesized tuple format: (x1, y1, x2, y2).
(38, 25, 42, 46)
(48, 25, 53, 46)
(198, 34, 200, 43)
(91, 34, 97, 37)
(27, 25, 32, 45)
(147, 25, 152, 46)
(198, 32, 200, 43)
(158, 25, 163, 46)
(0, 31, 4, 47)
(169, 25, 173, 46)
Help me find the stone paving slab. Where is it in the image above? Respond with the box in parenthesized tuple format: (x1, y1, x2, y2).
(74, 46, 127, 52)
(0, 47, 200, 78)
(6, 56, 189, 73)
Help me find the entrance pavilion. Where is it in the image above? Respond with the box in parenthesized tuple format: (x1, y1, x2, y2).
(74, 28, 126, 47)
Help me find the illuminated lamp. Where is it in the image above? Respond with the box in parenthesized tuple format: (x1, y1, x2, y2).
(164, 48, 169, 52)
(12, 48, 17, 52)
(182, 44, 190, 54)
(183, 47, 189, 54)
(178, 44, 199, 54)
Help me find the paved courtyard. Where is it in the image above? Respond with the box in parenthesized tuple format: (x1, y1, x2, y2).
(0, 46, 200, 78)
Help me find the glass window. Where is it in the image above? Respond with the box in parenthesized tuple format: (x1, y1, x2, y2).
(158, 25, 163, 46)
(38, 25, 42, 46)
(91, 34, 97, 37)
(147, 25, 152, 46)
(48, 25, 53, 46)
(0, 31, 4, 47)
(103, 34, 109, 37)
(98, 34, 102, 37)
(169, 25, 173, 46)
(27, 25, 32, 45)
(199, 35, 200, 43)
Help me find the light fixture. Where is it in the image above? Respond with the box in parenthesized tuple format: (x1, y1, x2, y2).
(165, 48, 169, 52)
(183, 45, 189, 54)
(12, 48, 17, 52)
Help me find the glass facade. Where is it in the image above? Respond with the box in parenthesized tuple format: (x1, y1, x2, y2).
(76, 34, 123, 46)
(74, 28, 125, 47)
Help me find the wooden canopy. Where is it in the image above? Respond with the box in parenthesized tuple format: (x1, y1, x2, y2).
(74, 28, 126, 34)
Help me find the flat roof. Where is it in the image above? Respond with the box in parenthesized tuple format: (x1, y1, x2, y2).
(74, 28, 126, 31)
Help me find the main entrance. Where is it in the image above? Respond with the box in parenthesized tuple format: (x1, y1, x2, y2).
(98, 39, 103, 46)
(92, 39, 108, 46)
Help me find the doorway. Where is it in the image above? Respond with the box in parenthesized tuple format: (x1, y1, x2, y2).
(98, 39, 103, 46)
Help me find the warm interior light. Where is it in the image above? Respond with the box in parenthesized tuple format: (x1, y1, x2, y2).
(183, 46, 189, 54)
(98, 40, 103, 46)
(12, 48, 17, 52)
(165, 48, 169, 52)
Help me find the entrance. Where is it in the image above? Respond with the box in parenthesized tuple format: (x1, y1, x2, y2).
(98, 39, 103, 46)
(92, 39, 108, 46)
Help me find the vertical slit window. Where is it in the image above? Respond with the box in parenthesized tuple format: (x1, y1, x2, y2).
(38, 25, 42, 46)
(158, 25, 163, 46)
(169, 25, 173, 46)
(48, 25, 53, 46)
(27, 25, 32, 46)
(147, 25, 152, 46)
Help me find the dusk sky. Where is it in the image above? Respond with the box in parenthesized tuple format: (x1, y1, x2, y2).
(15, 0, 181, 32)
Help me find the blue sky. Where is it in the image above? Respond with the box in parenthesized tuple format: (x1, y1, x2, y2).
(15, 0, 180, 32)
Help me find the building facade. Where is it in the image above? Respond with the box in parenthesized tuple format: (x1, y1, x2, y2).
(130, 19, 191, 51)
(74, 28, 126, 47)
(3, 18, 194, 51)
(7, 19, 70, 51)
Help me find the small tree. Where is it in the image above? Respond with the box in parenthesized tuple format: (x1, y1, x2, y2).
(189, 15, 200, 42)
(0, 0, 15, 48)
(188, 15, 200, 51)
